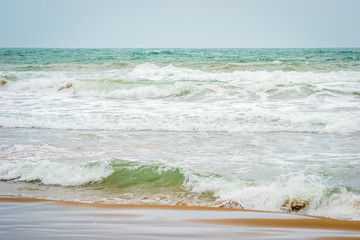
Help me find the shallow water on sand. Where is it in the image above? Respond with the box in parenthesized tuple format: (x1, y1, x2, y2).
(1, 196, 360, 240)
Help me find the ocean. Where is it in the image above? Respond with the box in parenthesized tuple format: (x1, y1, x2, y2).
(0, 48, 359, 220)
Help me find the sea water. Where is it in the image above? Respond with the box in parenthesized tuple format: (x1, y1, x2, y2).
(0, 48, 359, 220)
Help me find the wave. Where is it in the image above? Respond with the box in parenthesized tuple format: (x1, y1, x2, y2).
(0, 159, 359, 220)
(123, 63, 360, 83)
(0, 159, 183, 188)
(0, 160, 113, 186)
(1, 65, 360, 99)
(144, 49, 174, 55)
(1, 104, 359, 134)
(73, 80, 194, 99)
(1, 65, 359, 134)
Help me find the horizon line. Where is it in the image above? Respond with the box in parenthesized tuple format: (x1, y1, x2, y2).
(1, 46, 360, 49)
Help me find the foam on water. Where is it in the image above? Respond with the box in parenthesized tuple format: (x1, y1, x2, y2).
(0, 99, 359, 134)
(0, 159, 359, 220)
(2, 63, 360, 90)
(185, 170, 360, 220)
(74, 81, 193, 99)
(124, 63, 360, 82)
(0, 160, 112, 186)
(1, 63, 359, 134)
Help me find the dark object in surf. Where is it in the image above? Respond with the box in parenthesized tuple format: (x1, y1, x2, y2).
(1, 80, 7, 86)
(218, 200, 243, 208)
(281, 198, 309, 212)
(58, 83, 73, 91)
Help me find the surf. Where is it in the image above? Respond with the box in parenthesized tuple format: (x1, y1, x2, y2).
(0, 159, 359, 220)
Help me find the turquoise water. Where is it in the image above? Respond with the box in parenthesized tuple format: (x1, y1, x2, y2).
(1, 48, 360, 70)
(0, 48, 360, 219)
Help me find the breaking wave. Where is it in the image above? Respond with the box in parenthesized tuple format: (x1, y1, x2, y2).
(1, 64, 360, 95)
(0, 159, 359, 220)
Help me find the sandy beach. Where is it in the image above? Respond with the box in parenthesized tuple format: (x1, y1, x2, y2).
(1, 195, 359, 240)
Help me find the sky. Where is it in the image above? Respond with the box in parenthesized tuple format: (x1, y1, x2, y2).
(0, 0, 359, 48)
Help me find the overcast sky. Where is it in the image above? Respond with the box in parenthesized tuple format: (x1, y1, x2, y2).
(0, 0, 359, 48)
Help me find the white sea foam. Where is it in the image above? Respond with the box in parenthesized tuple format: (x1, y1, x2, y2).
(1, 97, 359, 134)
(1, 159, 359, 220)
(1, 72, 72, 92)
(184, 170, 360, 220)
(2, 64, 360, 88)
(0, 160, 113, 186)
(123, 63, 360, 82)
(1, 65, 359, 133)
(75, 82, 193, 99)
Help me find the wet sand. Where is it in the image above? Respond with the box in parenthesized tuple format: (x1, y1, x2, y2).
(1, 195, 360, 239)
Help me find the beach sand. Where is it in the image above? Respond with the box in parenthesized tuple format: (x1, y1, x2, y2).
(1, 195, 360, 239)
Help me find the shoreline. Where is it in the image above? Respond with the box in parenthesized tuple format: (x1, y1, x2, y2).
(0, 194, 259, 211)
(1, 195, 360, 232)
(1, 195, 360, 239)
